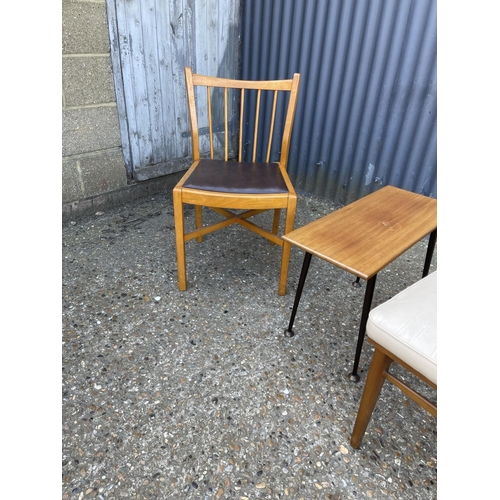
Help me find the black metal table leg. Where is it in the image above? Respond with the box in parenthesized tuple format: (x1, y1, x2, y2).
(284, 251, 313, 338)
(422, 229, 437, 278)
(349, 274, 377, 382)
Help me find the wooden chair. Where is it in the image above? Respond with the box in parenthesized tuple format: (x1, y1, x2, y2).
(350, 271, 437, 449)
(173, 67, 301, 295)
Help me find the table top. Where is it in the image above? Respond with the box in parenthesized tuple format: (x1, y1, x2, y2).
(283, 186, 437, 280)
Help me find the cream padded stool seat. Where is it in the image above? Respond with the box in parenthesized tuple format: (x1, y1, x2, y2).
(367, 271, 437, 384)
(350, 271, 437, 449)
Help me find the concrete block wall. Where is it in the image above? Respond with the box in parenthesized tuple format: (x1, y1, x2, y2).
(62, 0, 128, 219)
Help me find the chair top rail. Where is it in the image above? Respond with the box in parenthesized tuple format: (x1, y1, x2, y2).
(190, 71, 298, 91)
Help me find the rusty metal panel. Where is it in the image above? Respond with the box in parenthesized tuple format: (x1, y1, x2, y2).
(107, 0, 242, 180)
(241, 0, 437, 204)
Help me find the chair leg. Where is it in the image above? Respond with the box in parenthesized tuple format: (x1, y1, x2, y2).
(195, 205, 203, 242)
(272, 209, 281, 236)
(173, 187, 187, 291)
(279, 240, 292, 296)
(350, 348, 393, 449)
(278, 196, 297, 296)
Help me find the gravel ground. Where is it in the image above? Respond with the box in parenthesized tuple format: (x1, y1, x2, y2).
(62, 190, 437, 500)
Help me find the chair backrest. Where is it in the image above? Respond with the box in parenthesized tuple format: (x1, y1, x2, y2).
(184, 67, 300, 167)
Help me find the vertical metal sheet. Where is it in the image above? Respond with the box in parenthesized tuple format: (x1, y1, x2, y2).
(107, 0, 242, 180)
(241, 0, 437, 204)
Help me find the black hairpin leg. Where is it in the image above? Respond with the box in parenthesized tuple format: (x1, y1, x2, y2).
(284, 251, 313, 338)
(349, 274, 377, 382)
(422, 229, 437, 278)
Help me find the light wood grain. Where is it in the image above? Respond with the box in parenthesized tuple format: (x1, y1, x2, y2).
(283, 186, 437, 280)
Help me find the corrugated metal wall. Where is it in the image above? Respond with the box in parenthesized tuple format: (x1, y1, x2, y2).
(107, 0, 242, 180)
(241, 0, 437, 205)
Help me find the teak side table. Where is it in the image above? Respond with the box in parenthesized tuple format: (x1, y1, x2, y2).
(282, 186, 437, 382)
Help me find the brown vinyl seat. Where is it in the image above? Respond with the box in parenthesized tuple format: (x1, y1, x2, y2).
(173, 67, 301, 295)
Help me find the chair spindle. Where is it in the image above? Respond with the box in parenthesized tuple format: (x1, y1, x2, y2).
(239, 89, 245, 162)
(266, 90, 279, 162)
(252, 89, 261, 162)
(206, 86, 214, 160)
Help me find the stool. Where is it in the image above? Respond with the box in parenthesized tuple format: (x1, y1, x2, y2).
(350, 271, 437, 449)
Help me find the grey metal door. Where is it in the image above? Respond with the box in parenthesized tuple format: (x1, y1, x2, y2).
(106, 0, 242, 180)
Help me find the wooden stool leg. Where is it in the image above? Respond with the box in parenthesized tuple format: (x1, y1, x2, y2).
(173, 187, 187, 291)
(351, 348, 393, 449)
